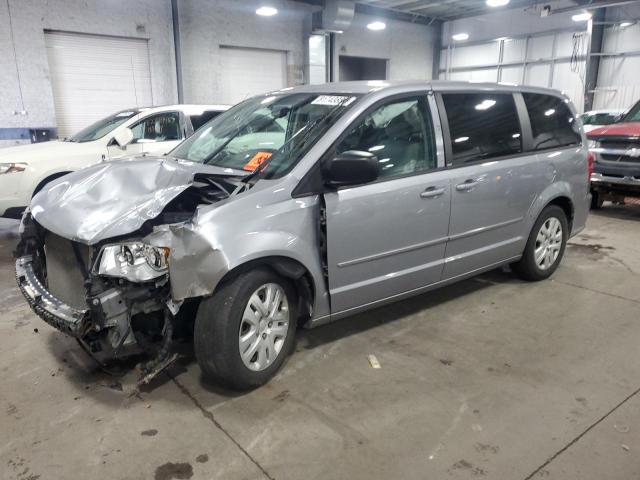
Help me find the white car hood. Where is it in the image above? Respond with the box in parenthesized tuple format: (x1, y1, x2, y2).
(0, 140, 101, 163)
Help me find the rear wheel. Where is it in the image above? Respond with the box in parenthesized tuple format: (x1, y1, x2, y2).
(194, 268, 297, 390)
(512, 205, 568, 281)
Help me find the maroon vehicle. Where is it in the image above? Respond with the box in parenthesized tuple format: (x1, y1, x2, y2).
(587, 99, 640, 209)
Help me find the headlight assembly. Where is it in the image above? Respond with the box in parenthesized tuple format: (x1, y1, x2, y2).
(96, 242, 170, 282)
(588, 140, 599, 149)
(0, 163, 27, 174)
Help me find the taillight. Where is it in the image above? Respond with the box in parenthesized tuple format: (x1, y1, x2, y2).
(587, 151, 595, 180)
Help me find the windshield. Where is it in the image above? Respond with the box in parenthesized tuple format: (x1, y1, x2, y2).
(170, 93, 358, 178)
(68, 110, 140, 142)
(580, 112, 619, 126)
(622, 101, 640, 123)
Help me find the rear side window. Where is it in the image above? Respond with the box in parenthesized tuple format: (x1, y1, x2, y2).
(442, 93, 522, 165)
(523, 93, 581, 150)
(190, 111, 223, 131)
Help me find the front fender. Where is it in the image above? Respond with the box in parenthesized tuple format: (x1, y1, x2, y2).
(145, 191, 330, 318)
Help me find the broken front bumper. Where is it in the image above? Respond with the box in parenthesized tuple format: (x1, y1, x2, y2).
(15, 255, 89, 336)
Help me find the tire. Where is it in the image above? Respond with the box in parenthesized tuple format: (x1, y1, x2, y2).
(194, 268, 297, 390)
(512, 205, 568, 282)
(590, 191, 604, 210)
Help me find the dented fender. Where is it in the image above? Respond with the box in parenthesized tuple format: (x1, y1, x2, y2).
(144, 184, 331, 319)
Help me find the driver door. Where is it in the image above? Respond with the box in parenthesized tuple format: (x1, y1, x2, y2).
(324, 95, 451, 314)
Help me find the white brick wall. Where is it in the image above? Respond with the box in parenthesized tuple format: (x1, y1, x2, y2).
(336, 12, 436, 82)
(1, 0, 438, 137)
(178, 0, 314, 104)
(0, 0, 177, 131)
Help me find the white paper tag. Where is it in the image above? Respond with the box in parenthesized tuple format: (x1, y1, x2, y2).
(311, 95, 354, 106)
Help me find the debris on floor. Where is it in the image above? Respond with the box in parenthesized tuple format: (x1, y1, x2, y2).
(614, 423, 630, 433)
(367, 354, 381, 369)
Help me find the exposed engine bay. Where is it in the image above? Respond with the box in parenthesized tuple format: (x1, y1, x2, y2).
(14, 169, 245, 384)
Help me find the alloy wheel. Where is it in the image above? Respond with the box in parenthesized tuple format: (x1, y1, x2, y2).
(238, 283, 290, 371)
(534, 216, 563, 271)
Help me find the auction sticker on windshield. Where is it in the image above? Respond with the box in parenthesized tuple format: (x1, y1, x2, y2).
(311, 95, 356, 106)
(243, 151, 273, 171)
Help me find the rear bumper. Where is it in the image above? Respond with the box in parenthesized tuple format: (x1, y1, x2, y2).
(15, 255, 89, 336)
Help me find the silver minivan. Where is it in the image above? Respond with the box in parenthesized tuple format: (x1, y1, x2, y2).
(16, 81, 590, 389)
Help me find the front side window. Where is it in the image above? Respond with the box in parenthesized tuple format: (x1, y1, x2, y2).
(171, 93, 358, 178)
(68, 110, 139, 143)
(336, 97, 436, 178)
(442, 93, 522, 166)
(523, 93, 581, 150)
(130, 112, 182, 143)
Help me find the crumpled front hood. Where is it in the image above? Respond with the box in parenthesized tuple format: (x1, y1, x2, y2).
(30, 157, 243, 245)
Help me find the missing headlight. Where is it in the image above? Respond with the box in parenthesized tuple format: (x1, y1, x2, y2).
(96, 242, 170, 282)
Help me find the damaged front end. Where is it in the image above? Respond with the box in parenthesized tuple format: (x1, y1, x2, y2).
(14, 158, 246, 381)
(16, 213, 181, 378)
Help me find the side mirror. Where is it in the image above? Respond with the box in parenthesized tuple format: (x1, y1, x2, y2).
(112, 128, 134, 149)
(325, 150, 379, 187)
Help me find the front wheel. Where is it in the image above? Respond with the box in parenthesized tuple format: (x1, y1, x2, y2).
(512, 205, 568, 281)
(194, 268, 297, 390)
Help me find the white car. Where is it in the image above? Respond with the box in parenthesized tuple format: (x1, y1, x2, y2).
(0, 104, 229, 218)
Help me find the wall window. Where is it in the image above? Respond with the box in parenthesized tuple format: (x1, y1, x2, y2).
(336, 97, 436, 179)
(523, 93, 581, 150)
(442, 93, 522, 165)
(130, 112, 181, 143)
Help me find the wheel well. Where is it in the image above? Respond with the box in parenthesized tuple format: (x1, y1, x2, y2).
(548, 196, 574, 230)
(217, 256, 315, 324)
(33, 172, 72, 197)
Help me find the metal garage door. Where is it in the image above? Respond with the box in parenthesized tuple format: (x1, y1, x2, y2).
(219, 46, 287, 104)
(45, 31, 153, 137)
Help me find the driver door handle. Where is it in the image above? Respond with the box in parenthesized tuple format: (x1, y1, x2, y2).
(420, 186, 445, 199)
(456, 179, 480, 192)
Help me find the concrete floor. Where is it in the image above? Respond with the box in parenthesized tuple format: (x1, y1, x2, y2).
(1, 205, 640, 480)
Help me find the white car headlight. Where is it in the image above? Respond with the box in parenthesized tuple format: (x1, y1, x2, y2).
(588, 140, 599, 149)
(97, 242, 170, 282)
(0, 163, 27, 174)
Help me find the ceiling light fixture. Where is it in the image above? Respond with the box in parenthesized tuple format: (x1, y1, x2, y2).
(367, 21, 386, 31)
(486, 0, 510, 7)
(452, 32, 469, 41)
(620, 21, 633, 27)
(571, 12, 592, 22)
(256, 6, 278, 16)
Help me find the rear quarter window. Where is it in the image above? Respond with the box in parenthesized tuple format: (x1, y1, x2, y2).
(523, 93, 581, 150)
(442, 92, 522, 165)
